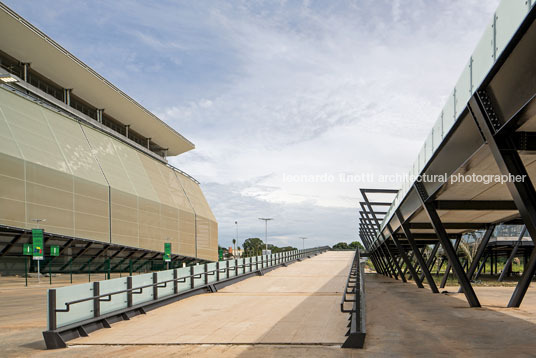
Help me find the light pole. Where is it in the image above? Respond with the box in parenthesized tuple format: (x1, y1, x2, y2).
(31, 218, 46, 283)
(299, 237, 308, 250)
(258, 218, 273, 251)
(235, 221, 238, 257)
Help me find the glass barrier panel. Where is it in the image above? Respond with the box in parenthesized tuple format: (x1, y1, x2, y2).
(207, 262, 218, 283)
(471, 21, 495, 92)
(55, 283, 94, 329)
(157, 270, 174, 298)
(99, 277, 128, 315)
(131, 273, 154, 305)
(176, 266, 190, 292)
(495, 0, 529, 60)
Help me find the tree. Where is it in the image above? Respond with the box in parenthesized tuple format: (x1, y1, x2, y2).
(349, 241, 365, 250)
(243, 238, 264, 257)
(332, 242, 349, 250)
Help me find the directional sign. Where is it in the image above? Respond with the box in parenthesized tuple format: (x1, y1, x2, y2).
(32, 229, 44, 260)
(23, 243, 32, 255)
(50, 245, 60, 256)
(163, 242, 171, 262)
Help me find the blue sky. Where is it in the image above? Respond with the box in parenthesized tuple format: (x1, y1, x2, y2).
(4, 0, 500, 249)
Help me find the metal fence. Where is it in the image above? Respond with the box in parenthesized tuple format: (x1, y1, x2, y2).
(340, 248, 366, 348)
(43, 246, 329, 349)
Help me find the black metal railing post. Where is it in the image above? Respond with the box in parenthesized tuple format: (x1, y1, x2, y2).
(48, 289, 57, 331)
(190, 266, 195, 289)
(153, 272, 158, 300)
(93, 282, 100, 318)
(173, 269, 178, 294)
(127, 276, 133, 307)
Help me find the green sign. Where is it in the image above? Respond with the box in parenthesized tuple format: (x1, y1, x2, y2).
(32, 229, 44, 260)
(50, 245, 60, 256)
(163, 242, 171, 262)
(23, 243, 32, 255)
(218, 248, 223, 261)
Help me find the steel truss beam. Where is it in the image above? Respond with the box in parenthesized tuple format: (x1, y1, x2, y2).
(360, 232, 385, 275)
(396, 210, 438, 293)
(110, 251, 136, 271)
(440, 237, 462, 289)
(434, 200, 517, 210)
(94, 247, 126, 272)
(359, 206, 397, 278)
(498, 226, 527, 282)
(78, 245, 110, 272)
(0, 234, 23, 256)
(41, 239, 75, 271)
(360, 191, 402, 281)
(458, 224, 495, 293)
(469, 90, 536, 307)
(387, 224, 422, 287)
(59, 242, 93, 271)
(458, 225, 495, 293)
(408, 223, 486, 230)
(414, 181, 480, 307)
(420, 242, 440, 283)
(474, 251, 489, 280)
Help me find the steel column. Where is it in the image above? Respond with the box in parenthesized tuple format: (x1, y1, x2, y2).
(498, 226, 527, 282)
(474, 251, 489, 280)
(387, 224, 421, 287)
(469, 91, 536, 307)
(415, 182, 480, 307)
(382, 239, 406, 282)
(396, 211, 438, 293)
(440, 237, 462, 289)
(420, 243, 439, 283)
(459, 225, 495, 293)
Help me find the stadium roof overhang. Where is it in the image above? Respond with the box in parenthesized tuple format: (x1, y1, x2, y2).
(0, 4, 194, 156)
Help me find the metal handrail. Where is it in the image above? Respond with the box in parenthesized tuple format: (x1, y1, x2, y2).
(54, 258, 272, 313)
(48, 247, 329, 327)
(340, 248, 366, 348)
(340, 250, 360, 312)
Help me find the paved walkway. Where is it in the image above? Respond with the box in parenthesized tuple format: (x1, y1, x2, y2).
(71, 251, 354, 346)
(4, 252, 536, 357)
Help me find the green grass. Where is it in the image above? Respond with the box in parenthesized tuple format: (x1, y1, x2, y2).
(368, 259, 531, 287)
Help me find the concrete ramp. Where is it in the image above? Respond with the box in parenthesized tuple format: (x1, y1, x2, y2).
(70, 251, 354, 346)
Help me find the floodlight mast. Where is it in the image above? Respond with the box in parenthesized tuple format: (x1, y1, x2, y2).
(258, 218, 274, 251)
(299, 237, 308, 250)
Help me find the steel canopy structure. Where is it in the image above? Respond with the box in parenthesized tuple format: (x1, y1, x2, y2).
(361, 1, 536, 308)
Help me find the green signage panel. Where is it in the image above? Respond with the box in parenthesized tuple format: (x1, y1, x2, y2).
(164, 242, 171, 262)
(50, 245, 60, 256)
(218, 248, 223, 261)
(32, 229, 44, 260)
(23, 243, 32, 255)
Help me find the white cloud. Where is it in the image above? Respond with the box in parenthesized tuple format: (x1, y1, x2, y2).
(4, 0, 501, 248)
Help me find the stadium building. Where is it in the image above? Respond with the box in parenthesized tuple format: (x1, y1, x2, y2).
(0, 3, 218, 275)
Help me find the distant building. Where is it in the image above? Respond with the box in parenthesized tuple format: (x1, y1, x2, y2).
(0, 3, 217, 273)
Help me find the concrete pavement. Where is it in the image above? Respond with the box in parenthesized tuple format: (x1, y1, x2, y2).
(71, 250, 354, 345)
(3, 251, 536, 357)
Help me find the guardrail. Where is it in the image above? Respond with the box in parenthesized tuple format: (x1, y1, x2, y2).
(42, 246, 329, 349)
(340, 248, 366, 348)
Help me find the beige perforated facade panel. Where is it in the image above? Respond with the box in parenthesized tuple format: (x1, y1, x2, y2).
(0, 87, 217, 260)
(176, 172, 218, 261)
